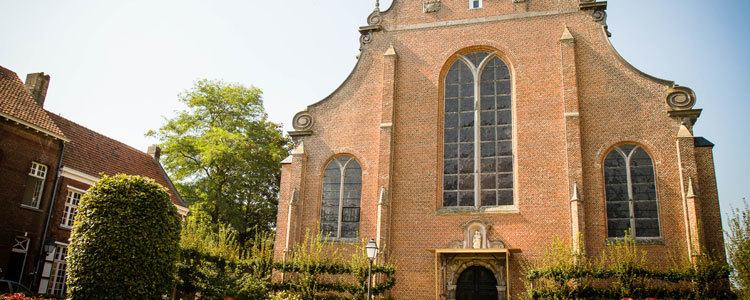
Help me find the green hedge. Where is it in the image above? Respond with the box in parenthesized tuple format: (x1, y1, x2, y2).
(524, 237, 735, 300)
(268, 233, 396, 300)
(67, 174, 181, 299)
(271, 260, 396, 297)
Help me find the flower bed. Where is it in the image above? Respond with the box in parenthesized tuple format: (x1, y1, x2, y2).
(0, 294, 59, 300)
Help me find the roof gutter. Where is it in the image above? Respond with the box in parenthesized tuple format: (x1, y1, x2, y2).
(0, 112, 70, 142)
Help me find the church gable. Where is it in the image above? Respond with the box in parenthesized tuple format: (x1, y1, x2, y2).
(274, 1, 722, 299)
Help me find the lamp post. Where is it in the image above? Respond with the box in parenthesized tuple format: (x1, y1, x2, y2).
(365, 238, 378, 300)
(43, 240, 56, 257)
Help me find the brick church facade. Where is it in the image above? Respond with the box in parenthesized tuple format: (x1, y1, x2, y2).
(272, 0, 725, 299)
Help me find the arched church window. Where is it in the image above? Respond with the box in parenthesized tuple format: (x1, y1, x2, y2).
(320, 155, 362, 239)
(443, 51, 513, 208)
(604, 145, 660, 238)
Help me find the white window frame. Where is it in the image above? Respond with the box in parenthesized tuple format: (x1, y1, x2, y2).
(470, 0, 482, 9)
(23, 162, 48, 208)
(11, 237, 30, 254)
(61, 187, 85, 228)
(49, 243, 68, 296)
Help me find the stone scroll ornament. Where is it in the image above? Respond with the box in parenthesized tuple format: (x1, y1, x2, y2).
(666, 86, 696, 110)
(360, 31, 373, 46)
(580, 0, 611, 37)
(292, 111, 314, 131)
(368, 10, 382, 26)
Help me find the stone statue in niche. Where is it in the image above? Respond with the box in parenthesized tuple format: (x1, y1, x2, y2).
(472, 231, 482, 249)
(423, 0, 440, 13)
(445, 218, 508, 250)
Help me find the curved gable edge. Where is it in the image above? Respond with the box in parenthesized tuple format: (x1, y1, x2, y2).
(599, 26, 675, 87)
(307, 52, 366, 109)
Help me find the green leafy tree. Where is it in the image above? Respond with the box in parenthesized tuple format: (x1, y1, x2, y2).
(67, 174, 181, 299)
(728, 197, 750, 298)
(147, 79, 290, 243)
(176, 217, 274, 299)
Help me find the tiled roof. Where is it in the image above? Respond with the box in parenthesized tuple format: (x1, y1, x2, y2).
(47, 112, 186, 207)
(0, 65, 66, 139)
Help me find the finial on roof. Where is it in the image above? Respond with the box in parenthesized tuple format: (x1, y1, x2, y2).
(375, 0, 380, 11)
(560, 26, 574, 42)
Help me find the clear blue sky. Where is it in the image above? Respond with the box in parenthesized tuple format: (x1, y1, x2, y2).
(1, 1, 747, 231)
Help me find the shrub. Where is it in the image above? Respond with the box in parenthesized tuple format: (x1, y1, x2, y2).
(67, 174, 181, 299)
(271, 231, 396, 300)
(524, 235, 735, 299)
(176, 218, 274, 299)
(727, 198, 750, 299)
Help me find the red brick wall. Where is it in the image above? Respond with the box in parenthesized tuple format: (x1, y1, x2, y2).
(0, 121, 62, 287)
(273, 2, 725, 298)
(45, 177, 91, 246)
(695, 146, 725, 260)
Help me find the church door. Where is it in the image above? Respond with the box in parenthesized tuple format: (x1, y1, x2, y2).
(455, 266, 498, 300)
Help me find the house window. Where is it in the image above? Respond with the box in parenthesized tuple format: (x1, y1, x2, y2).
(470, 0, 482, 9)
(22, 162, 47, 208)
(49, 245, 67, 295)
(443, 51, 512, 208)
(320, 155, 362, 239)
(604, 145, 660, 238)
(61, 189, 83, 228)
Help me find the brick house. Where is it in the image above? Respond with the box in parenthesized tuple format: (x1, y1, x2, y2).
(0, 65, 188, 295)
(0, 67, 67, 290)
(272, 1, 725, 299)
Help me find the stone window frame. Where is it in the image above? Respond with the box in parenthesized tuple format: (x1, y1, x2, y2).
(60, 186, 85, 229)
(602, 143, 663, 241)
(469, 0, 482, 9)
(318, 154, 363, 242)
(22, 161, 48, 209)
(437, 47, 519, 214)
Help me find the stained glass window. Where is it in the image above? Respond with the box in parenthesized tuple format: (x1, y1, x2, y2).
(320, 155, 362, 239)
(443, 52, 513, 208)
(604, 145, 660, 238)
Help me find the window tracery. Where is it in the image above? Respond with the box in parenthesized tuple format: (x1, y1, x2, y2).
(320, 155, 362, 239)
(604, 144, 660, 238)
(443, 51, 513, 208)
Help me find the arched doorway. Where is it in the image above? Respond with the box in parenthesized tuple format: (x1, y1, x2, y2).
(456, 266, 498, 300)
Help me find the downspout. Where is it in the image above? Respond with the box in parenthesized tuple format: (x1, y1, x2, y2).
(32, 140, 65, 291)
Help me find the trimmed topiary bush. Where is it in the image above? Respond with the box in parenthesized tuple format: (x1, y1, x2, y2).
(67, 174, 181, 299)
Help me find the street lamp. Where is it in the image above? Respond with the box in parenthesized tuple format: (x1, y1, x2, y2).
(365, 238, 378, 300)
(43, 240, 56, 258)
